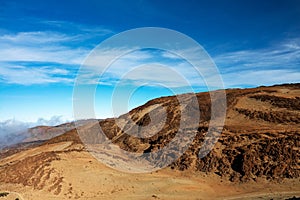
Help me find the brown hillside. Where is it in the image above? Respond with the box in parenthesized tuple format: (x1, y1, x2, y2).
(0, 83, 299, 199)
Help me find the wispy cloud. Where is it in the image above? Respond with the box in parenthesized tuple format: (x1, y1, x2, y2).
(76, 48, 207, 87)
(214, 38, 300, 72)
(0, 21, 113, 85)
(0, 31, 90, 64)
(209, 38, 300, 87)
(222, 69, 300, 88)
(0, 31, 75, 45)
(41, 20, 114, 38)
(0, 64, 74, 85)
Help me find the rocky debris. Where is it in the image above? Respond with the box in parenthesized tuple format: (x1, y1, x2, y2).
(250, 94, 300, 111)
(235, 108, 300, 123)
(171, 130, 299, 182)
(0, 151, 63, 194)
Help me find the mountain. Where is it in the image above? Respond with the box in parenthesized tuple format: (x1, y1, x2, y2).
(23, 119, 94, 143)
(0, 83, 299, 200)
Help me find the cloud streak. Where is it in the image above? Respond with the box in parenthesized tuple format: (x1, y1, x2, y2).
(0, 62, 77, 84)
(0, 31, 89, 65)
(214, 38, 300, 73)
(0, 22, 113, 85)
(210, 38, 300, 87)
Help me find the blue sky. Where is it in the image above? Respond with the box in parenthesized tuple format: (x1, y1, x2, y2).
(0, 0, 300, 125)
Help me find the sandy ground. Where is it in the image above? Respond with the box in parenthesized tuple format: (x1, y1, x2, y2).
(0, 142, 299, 200)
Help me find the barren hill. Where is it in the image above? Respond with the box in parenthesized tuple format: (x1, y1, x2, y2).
(0, 83, 299, 200)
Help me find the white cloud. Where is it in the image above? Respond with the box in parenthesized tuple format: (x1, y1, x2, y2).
(40, 20, 114, 37)
(77, 47, 215, 88)
(222, 69, 300, 88)
(0, 31, 76, 45)
(203, 38, 300, 88)
(0, 32, 89, 65)
(0, 116, 69, 148)
(118, 64, 195, 87)
(0, 23, 113, 85)
(0, 64, 73, 85)
(214, 38, 300, 73)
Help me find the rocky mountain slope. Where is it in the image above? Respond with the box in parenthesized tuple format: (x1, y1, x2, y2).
(0, 83, 299, 199)
(96, 83, 300, 181)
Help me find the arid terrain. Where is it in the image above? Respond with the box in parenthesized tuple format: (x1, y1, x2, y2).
(0, 83, 299, 200)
